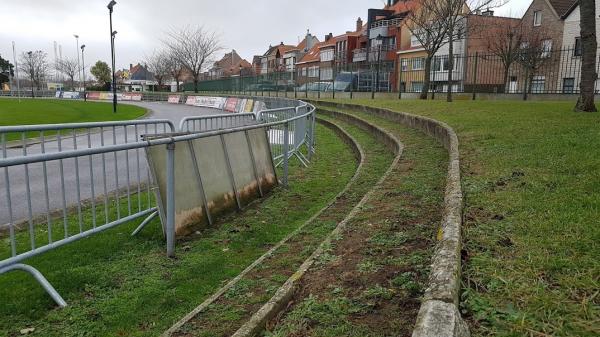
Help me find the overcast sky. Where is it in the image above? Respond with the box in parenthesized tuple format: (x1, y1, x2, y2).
(0, 0, 532, 72)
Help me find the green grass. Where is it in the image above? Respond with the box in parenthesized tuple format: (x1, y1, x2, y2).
(0, 124, 356, 337)
(321, 98, 600, 337)
(268, 108, 447, 336)
(172, 117, 395, 336)
(0, 99, 146, 141)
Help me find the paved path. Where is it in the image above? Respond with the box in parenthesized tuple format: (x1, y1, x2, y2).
(0, 102, 221, 227)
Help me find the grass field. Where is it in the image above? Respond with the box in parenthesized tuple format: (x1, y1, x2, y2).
(0, 124, 357, 337)
(0, 99, 146, 130)
(321, 98, 600, 337)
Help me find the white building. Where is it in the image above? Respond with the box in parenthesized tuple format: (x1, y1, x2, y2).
(559, 1, 600, 93)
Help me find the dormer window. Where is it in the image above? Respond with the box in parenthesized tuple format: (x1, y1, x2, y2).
(533, 11, 542, 26)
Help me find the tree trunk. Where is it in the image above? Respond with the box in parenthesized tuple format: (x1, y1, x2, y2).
(522, 68, 529, 101)
(502, 64, 510, 94)
(447, 33, 454, 102)
(421, 56, 432, 100)
(176, 79, 180, 92)
(194, 78, 199, 93)
(575, 0, 598, 112)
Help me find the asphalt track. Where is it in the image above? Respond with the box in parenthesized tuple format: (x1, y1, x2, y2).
(0, 102, 220, 227)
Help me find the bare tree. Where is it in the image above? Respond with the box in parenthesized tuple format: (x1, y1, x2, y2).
(166, 54, 185, 92)
(575, 0, 597, 112)
(516, 27, 553, 100)
(163, 26, 221, 93)
(55, 58, 80, 90)
(19, 50, 49, 90)
(405, 0, 452, 99)
(432, 0, 505, 102)
(483, 20, 524, 93)
(145, 51, 171, 90)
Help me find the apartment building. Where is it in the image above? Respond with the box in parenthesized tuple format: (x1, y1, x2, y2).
(208, 50, 252, 79)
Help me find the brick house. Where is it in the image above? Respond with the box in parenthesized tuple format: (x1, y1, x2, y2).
(463, 12, 523, 93)
(208, 50, 252, 79)
(515, 0, 575, 93)
(295, 42, 323, 86)
(356, 0, 417, 92)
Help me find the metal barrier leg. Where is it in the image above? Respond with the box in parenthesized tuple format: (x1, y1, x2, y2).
(166, 142, 176, 258)
(283, 122, 289, 187)
(131, 210, 159, 236)
(0, 264, 67, 308)
(308, 111, 316, 161)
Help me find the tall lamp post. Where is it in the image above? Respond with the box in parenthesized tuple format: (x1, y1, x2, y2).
(74, 34, 82, 91)
(27, 51, 34, 98)
(81, 44, 87, 101)
(108, 0, 117, 113)
(372, 34, 384, 100)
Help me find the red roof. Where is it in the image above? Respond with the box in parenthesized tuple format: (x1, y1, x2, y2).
(297, 42, 325, 64)
(385, 0, 419, 14)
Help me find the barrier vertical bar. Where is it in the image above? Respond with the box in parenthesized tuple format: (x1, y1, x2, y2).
(220, 134, 243, 210)
(283, 121, 289, 187)
(166, 142, 176, 258)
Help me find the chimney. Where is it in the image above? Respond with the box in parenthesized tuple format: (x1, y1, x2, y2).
(357, 17, 363, 32)
(129, 64, 133, 71)
(305, 29, 315, 51)
(325, 33, 333, 42)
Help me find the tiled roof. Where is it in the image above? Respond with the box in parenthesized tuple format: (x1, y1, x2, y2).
(297, 42, 325, 64)
(385, 0, 419, 14)
(548, 0, 577, 17)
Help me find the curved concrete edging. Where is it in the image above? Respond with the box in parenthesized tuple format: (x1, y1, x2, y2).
(231, 110, 404, 337)
(309, 100, 469, 337)
(161, 118, 365, 337)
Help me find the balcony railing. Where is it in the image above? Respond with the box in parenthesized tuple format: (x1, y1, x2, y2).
(370, 18, 403, 29)
(353, 45, 397, 62)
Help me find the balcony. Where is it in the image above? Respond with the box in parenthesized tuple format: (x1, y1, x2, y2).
(353, 49, 367, 62)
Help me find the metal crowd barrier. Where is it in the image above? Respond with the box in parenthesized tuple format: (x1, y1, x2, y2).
(0, 97, 315, 308)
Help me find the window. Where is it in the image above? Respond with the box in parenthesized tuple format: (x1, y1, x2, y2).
(541, 39, 552, 58)
(562, 78, 575, 93)
(410, 34, 421, 47)
(433, 56, 450, 72)
(308, 66, 319, 78)
(320, 68, 333, 80)
(412, 82, 424, 92)
(301, 67, 307, 77)
(574, 37, 582, 56)
(531, 76, 545, 93)
(533, 11, 542, 26)
(320, 49, 334, 62)
(401, 58, 408, 71)
(412, 57, 424, 70)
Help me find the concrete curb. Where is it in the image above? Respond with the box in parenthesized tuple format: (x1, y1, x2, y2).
(231, 110, 404, 337)
(308, 100, 468, 337)
(161, 118, 365, 337)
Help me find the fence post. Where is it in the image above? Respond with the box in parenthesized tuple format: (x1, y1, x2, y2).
(166, 142, 176, 258)
(308, 108, 315, 161)
(472, 52, 479, 101)
(283, 121, 289, 187)
(350, 67, 354, 99)
(398, 58, 403, 100)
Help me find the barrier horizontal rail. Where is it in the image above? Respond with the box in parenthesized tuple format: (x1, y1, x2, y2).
(0, 96, 315, 309)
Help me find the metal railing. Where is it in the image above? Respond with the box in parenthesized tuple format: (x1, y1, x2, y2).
(0, 96, 315, 308)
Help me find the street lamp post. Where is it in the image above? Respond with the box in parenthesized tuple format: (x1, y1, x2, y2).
(27, 51, 34, 98)
(74, 34, 82, 91)
(108, 0, 117, 113)
(372, 34, 384, 100)
(81, 45, 87, 101)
